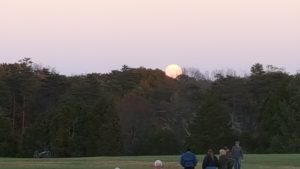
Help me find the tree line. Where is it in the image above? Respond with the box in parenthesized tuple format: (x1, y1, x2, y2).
(0, 58, 299, 157)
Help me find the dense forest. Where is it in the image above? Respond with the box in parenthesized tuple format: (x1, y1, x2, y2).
(0, 58, 299, 157)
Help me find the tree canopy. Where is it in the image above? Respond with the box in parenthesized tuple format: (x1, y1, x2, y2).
(0, 59, 299, 157)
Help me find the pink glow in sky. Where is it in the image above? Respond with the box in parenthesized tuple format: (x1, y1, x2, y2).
(0, 0, 299, 75)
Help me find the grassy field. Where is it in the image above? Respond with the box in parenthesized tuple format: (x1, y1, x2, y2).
(0, 154, 300, 169)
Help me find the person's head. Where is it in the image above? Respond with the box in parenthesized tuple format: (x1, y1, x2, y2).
(207, 149, 214, 155)
(219, 149, 226, 156)
(207, 149, 215, 159)
(154, 160, 163, 169)
(235, 141, 240, 146)
(186, 147, 191, 152)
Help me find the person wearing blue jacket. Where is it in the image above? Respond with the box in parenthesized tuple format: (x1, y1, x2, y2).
(180, 148, 198, 169)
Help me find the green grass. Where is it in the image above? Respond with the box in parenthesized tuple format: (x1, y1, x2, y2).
(0, 154, 299, 169)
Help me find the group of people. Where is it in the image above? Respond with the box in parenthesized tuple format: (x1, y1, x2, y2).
(180, 141, 243, 169)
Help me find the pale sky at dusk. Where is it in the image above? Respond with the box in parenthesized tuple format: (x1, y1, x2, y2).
(0, 0, 299, 75)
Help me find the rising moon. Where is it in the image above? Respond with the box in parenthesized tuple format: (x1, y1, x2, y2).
(165, 64, 183, 79)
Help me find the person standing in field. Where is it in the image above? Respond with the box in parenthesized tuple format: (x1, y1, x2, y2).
(231, 141, 243, 169)
(202, 149, 219, 169)
(180, 148, 198, 169)
(218, 149, 229, 169)
(224, 146, 234, 169)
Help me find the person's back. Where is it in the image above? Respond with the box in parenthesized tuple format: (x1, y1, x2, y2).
(180, 149, 198, 169)
(202, 149, 218, 169)
(218, 149, 228, 169)
(225, 148, 234, 169)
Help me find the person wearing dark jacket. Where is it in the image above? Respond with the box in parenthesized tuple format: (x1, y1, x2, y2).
(224, 147, 234, 169)
(231, 141, 243, 169)
(180, 148, 198, 169)
(202, 149, 219, 169)
(219, 149, 229, 169)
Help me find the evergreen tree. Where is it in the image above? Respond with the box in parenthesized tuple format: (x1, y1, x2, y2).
(189, 91, 233, 153)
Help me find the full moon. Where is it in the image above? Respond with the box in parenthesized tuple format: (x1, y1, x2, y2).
(165, 64, 183, 79)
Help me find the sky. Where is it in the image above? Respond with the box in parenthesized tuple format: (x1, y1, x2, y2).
(0, 0, 299, 75)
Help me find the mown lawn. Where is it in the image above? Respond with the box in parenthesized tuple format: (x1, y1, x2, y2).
(0, 154, 299, 169)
